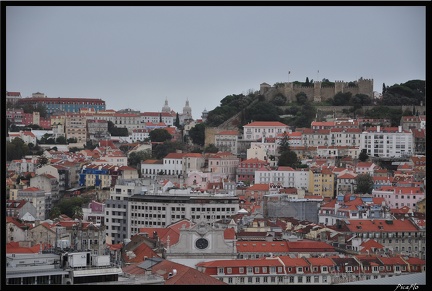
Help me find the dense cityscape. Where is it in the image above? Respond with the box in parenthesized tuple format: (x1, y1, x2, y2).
(4, 81, 426, 285)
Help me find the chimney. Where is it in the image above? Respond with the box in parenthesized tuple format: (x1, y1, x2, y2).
(398, 126, 402, 133)
(377, 126, 380, 133)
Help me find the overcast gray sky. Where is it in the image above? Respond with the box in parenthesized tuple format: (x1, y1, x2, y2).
(6, 5, 426, 119)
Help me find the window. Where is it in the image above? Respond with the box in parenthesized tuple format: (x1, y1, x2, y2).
(297, 267, 303, 272)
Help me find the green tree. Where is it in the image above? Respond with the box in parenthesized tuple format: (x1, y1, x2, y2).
(149, 128, 172, 142)
(295, 92, 308, 105)
(6, 137, 30, 161)
(56, 196, 91, 218)
(355, 173, 374, 194)
(244, 102, 281, 122)
(37, 155, 49, 168)
(69, 147, 81, 153)
(291, 101, 316, 128)
(174, 113, 180, 128)
(128, 150, 153, 169)
(277, 132, 299, 168)
(278, 132, 290, 153)
(350, 94, 372, 106)
(56, 136, 67, 144)
(189, 123, 206, 146)
(277, 150, 299, 168)
(152, 141, 184, 160)
(50, 206, 62, 219)
(271, 93, 287, 106)
(72, 206, 83, 219)
(358, 149, 369, 162)
(332, 92, 352, 106)
(204, 144, 219, 153)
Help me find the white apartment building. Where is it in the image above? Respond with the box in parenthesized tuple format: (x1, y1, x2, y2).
(215, 130, 239, 155)
(141, 159, 164, 179)
(329, 128, 362, 147)
(65, 114, 87, 143)
(163, 152, 185, 176)
(301, 129, 331, 147)
(112, 112, 142, 133)
(360, 126, 413, 158)
(131, 128, 151, 142)
(243, 121, 290, 141)
(254, 167, 310, 190)
(7, 157, 38, 174)
(140, 111, 174, 127)
(104, 178, 239, 244)
(15, 187, 48, 220)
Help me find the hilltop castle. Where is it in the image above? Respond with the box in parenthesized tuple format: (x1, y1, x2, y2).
(260, 77, 374, 103)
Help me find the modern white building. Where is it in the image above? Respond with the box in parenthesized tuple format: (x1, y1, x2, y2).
(254, 167, 310, 190)
(104, 178, 239, 245)
(243, 121, 290, 141)
(359, 126, 413, 158)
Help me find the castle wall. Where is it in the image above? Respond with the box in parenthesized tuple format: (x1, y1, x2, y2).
(264, 78, 374, 103)
(204, 127, 220, 147)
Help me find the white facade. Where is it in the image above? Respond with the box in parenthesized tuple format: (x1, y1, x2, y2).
(104, 178, 239, 245)
(329, 128, 362, 147)
(131, 128, 151, 141)
(7, 158, 37, 174)
(163, 153, 184, 176)
(215, 131, 239, 155)
(17, 187, 47, 220)
(243, 121, 290, 141)
(360, 126, 413, 158)
(206, 153, 240, 181)
(127, 191, 239, 239)
(141, 160, 164, 179)
(140, 112, 174, 127)
(255, 167, 310, 190)
(247, 143, 268, 161)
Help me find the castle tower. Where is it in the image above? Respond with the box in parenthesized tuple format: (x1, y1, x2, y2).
(162, 98, 171, 113)
(334, 80, 345, 98)
(357, 77, 374, 98)
(313, 81, 322, 102)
